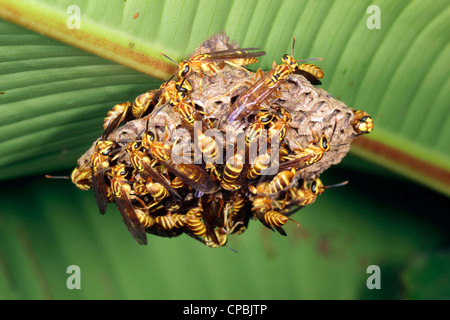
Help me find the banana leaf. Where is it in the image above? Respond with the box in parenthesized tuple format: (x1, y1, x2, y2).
(0, 0, 448, 300)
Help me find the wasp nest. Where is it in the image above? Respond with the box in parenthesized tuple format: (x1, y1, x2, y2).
(72, 33, 373, 248)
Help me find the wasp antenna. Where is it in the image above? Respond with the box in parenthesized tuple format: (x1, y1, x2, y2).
(329, 119, 338, 142)
(116, 138, 140, 144)
(96, 167, 111, 175)
(165, 73, 175, 84)
(288, 217, 301, 229)
(136, 128, 147, 140)
(333, 143, 348, 147)
(151, 104, 167, 118)
(109, 148, 124, 157)
(291, 37, 296, 57)
(179, 75, 187, 87)
(160, 53, 179, 66)
(224, 244, 238, 253)
(123, 178, 135, 185)
(45, 174, 70, 179)
(163, 116, 170, 142)
(174, 74, 188, 93)
(297, 57, 323, 62)
(324, 180, 349, 189)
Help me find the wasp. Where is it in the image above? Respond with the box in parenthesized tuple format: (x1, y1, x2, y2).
(205, 228, 228, 248)
(265, 167, 297, 195)
(220, 154, 247, 189)
(350, 109, 373, 135)
(279, 37, 324, 82)
(186, 211, 207, 237)
(162, 48, 266, 81)
(223, 196, 248, 235)
(171, 176, 185, 189)
(249, 184, 290, 236)
(46, 162, 93, 191)
(166, 78, 193, 107)
(142, 130, 219, 194)
(109, 164, 148, 245)
(125, 141, 182, 202)
(250, 182, 302, 235)
(199, 195, 227, 247)
(132, 89, 162, 119)
(254, 110, 277, 125)
(245, 111, 276, 146)
(131, 175, 149, 197)
(135, 208, 157, 228)
(131, 176, 169, 212)
(227, 39, 322, 123)
(194, 124, 222, 164)
(70, 163, 93, 190)
(247, 153, 272, 179)
(226, 67, 285, 123)
(279, 120, 337, 171)
(175, 101, 197, 130)
(285, 178, 348, 215)
(102, 87, 163, 138)
(102, 102, 133, 139)
(146, 178, 170, 203)
(263, 210, 301, 230)
(151, 77, 193, 116)
(288, 179, 324, 208)
(161, 78, 210, 137)
(295, 63, 324, 85)
(154, 207, 207, 238)
(220, 181, 243, 191)
(205, 162, 222, 184)
(171, 213, 189, 228)
(268, 108, 292, 144)
(277, 138, 327, 172)
(174, 207, 207, 238)
(155, 213, 179, 230)
(176, 104, 220, 162)
(169, 208, 201, 228)
(90, 139, 119, 215)
(223, 151, 245, 184)
(165, 100, 222, 165)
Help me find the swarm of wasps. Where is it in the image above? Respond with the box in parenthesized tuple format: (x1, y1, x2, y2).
(64, 34, 373, 249)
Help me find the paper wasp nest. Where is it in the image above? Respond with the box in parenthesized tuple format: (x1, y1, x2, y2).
(73, 33, 373, 248)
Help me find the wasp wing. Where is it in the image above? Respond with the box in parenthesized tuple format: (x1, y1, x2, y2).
(226, 69, 279, 123)
(102, 102, 132, 139)
(91, 169, 109, 215)
(253, 210, 287, 236)
(163, 162, 219, 194)
(294, 70, 322, 85)
(201, 48, 266, 61)
(115, 188, 148, 245)
(138, 158, 183, 201)
(133, 89, 162, 119)
(276, 153, 316, 171)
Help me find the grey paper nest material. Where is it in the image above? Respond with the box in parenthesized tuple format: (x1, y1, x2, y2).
(73, 33, 372, 248)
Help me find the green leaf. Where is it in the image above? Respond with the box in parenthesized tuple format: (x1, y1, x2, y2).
(0, 167, 446, 299)
(402, 250, 450, 299)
